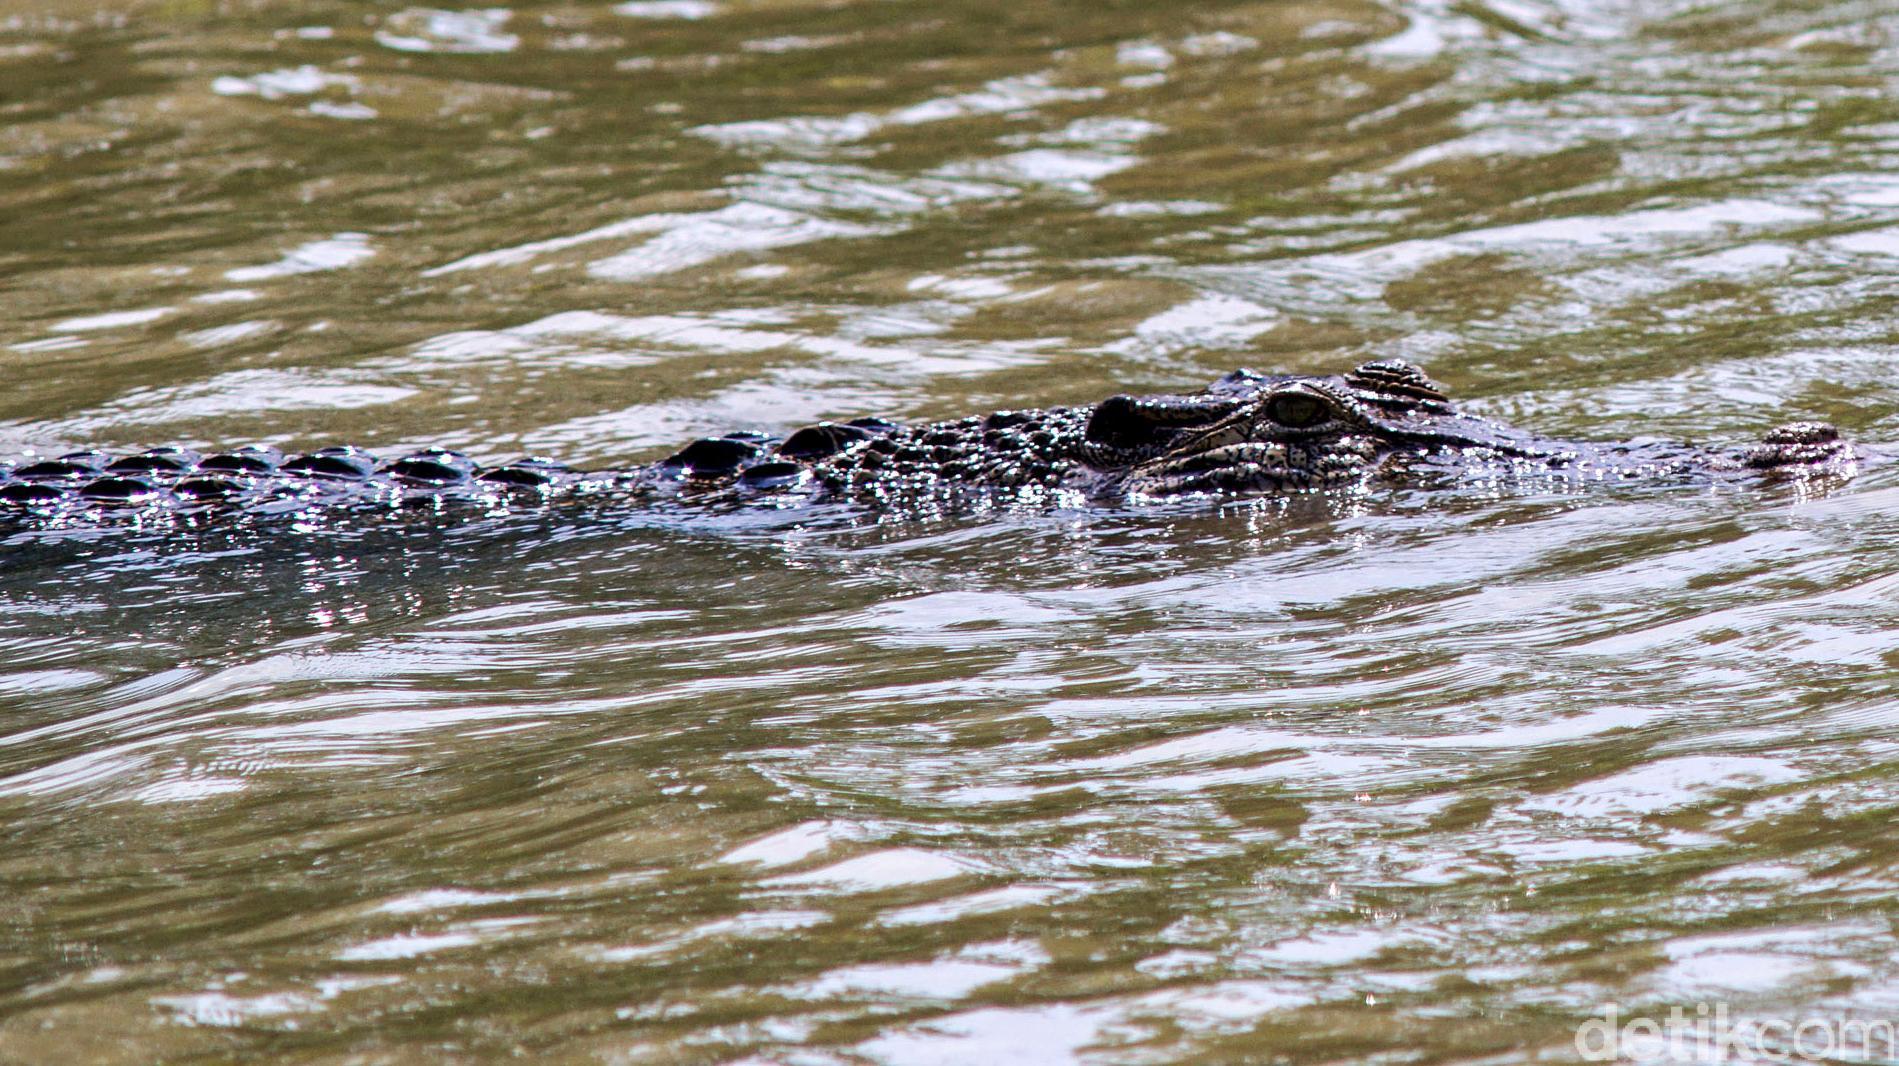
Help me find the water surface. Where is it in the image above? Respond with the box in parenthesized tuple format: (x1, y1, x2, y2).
(5, 0, 1899, 1061)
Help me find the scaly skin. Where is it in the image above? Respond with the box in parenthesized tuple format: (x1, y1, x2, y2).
(0, 361, 1857, 530)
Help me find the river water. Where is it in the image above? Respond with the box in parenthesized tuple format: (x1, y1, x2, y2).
(5, 0, 1899, 1061)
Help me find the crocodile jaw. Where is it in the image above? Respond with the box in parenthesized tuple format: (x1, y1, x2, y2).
(1118, 436, 1383, 499)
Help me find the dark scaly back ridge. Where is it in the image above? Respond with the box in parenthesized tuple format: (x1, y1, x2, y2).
(1079, 392, 1243, 470)
(1343, 360, 1454, 414)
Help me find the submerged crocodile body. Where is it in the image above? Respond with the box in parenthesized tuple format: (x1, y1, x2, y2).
(0, 361, 1857, 530)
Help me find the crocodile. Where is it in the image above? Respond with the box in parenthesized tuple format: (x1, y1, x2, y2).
(0, 360, 1857, 531)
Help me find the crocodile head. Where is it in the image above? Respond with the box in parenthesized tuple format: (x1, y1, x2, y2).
(1102, 360, 1461, 498)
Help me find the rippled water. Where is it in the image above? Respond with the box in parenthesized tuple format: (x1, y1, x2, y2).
(6, 0, 1899, 1061)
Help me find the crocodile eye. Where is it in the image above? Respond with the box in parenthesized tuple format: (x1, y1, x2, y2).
(1264, 393, 1328, 429)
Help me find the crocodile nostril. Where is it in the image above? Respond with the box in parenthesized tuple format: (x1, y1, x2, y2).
(1760, 421, 1838, 445)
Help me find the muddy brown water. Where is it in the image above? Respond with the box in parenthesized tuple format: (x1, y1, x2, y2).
(5, 0, 1899, 1062)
